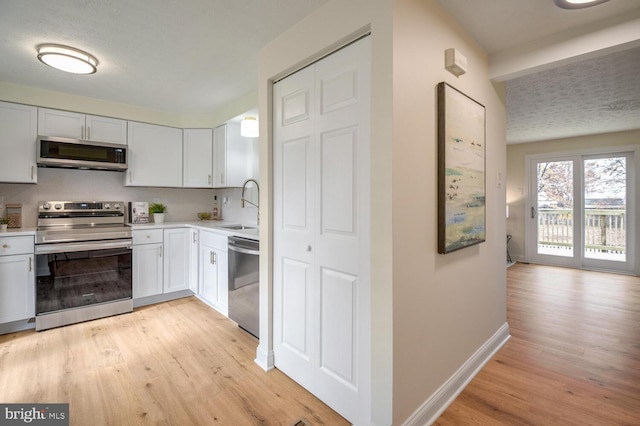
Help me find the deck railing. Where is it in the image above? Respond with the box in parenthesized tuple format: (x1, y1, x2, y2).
(538, 208, 626, 254)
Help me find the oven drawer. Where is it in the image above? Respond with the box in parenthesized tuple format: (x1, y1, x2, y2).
(0, 235, 34, 256)
(133, 229, 163, 245)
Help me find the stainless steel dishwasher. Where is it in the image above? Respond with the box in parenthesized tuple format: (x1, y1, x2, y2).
(228, 236, 259, 338)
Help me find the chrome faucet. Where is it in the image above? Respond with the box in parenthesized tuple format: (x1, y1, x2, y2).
(241, 178, 260, 224)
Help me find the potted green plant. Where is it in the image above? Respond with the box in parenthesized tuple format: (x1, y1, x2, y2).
(149, 203, 167, 224)
(0, 217, 8, 232)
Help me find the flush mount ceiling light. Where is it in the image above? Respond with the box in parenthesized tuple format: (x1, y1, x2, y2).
(240, 116, 259, 138)
(37, 44, 98, 74)
(554, 0, 609, 9)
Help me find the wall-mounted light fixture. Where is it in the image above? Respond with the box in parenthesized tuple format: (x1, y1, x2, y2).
(37, 44, 98, 74)
(553, 0, 609, 9)
(240, 116, 259, 138)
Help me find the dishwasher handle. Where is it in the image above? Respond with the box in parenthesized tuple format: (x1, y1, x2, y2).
(228, 244, 259, 256)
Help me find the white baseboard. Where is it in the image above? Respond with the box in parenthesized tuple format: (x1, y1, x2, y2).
(255, 344, 274, 371)
(402, 322, 511, 426)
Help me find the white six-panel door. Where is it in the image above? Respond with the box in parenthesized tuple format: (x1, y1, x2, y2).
(273, 36, 371, 424)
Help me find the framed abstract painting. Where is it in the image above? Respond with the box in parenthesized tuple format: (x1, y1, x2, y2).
(437, 82, 486, 254)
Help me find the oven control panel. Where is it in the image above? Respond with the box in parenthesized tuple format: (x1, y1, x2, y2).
(39, 201, 124, 213)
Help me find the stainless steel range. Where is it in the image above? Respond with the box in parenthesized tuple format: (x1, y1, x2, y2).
(35, 201, 133, 331)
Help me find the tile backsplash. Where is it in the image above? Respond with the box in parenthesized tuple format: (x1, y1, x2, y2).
(0, 168, 258, 227)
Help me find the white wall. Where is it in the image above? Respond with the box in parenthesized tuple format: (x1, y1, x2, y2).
(392, 0, 507, 423)
(0, 80, 257, 129)
(258, 0, 507, 424)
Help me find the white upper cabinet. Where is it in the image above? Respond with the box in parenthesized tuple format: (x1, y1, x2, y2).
(84, 115, 128, 144)
(0, 101, 38, 183)
(183, 128, 213, 188)
(126, 121, 183, 187)
(38, 108, 127, 145)
(37, 108, 84, 139)
(213, 122, 253, 187)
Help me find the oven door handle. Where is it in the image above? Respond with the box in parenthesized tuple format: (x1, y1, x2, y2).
(35, 239, 132, 254)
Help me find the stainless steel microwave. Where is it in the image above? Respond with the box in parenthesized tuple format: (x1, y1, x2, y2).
(37, 136, 127, 171)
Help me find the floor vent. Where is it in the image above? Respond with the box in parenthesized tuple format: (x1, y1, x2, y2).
(291, 418, 309, 426)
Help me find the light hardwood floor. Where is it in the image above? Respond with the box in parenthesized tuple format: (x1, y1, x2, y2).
(0, 297, 348, 425)
(3, 264, 639, 425)
(435, 263, 640, 425)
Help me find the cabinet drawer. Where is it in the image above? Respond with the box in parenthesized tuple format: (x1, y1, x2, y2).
(0, 236, 34, 256)
(133, 229, 164, 245)
(200, 231, 228, 251)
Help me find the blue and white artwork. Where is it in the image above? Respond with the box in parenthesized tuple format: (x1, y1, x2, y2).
(438, 82, 486, 254)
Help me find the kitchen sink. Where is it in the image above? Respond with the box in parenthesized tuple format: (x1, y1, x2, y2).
(217, 224, 257, 230)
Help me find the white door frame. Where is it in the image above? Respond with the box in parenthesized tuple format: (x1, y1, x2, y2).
(525, 146, 638, 274)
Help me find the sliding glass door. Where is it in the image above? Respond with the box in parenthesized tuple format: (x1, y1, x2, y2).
(527, 151, 635, 273)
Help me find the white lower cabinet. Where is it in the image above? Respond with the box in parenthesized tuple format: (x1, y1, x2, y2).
(163, 228, 191, 293)
(198, 230, 228, 315)
(0, 236, 35, 324)
(133, 227, 193, 300)
(132, 230, 163, 299)
(188, 229, 199, 293)
(132, 227, 230, 315)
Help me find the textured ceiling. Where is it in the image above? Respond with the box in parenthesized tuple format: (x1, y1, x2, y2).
(0, 0, 328, 115)
(506, 47, 640, 143)
(0, 0, 638, 143)
(439, 0, 640, 144)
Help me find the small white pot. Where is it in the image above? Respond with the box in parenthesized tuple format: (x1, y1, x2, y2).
(153, 213, 165, 224)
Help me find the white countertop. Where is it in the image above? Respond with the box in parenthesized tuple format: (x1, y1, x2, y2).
(128, 220, 259, 240)
(0, 222, 259, 240)
(0, 228, 37, 237)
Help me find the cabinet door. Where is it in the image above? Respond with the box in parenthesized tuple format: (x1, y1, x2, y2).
(183, 128, 213, 188)
(38, 108, 85, 139)
(213, 122, 252, 188)
(225, 122, 252, 187)
(133, 243, 163, 298)
(189, 229, 199, 293)
(212, 125, 228, 187)
(0, 254, 35, 323)
(199, 241, 218, 306)
(199, 243, 228, 315)
(163, 228, 190, 293)
(85, 115, 127, 144)
(0, 102, 37, 183)
(126, 122, 183, 187)
(215, 249, 228, 316)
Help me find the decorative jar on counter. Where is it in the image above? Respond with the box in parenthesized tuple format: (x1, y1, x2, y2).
(6, 204, 21, 228)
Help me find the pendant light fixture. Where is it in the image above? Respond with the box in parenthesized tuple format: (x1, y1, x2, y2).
(37, 44, 98, 74)
(240, 116, 259, 138)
